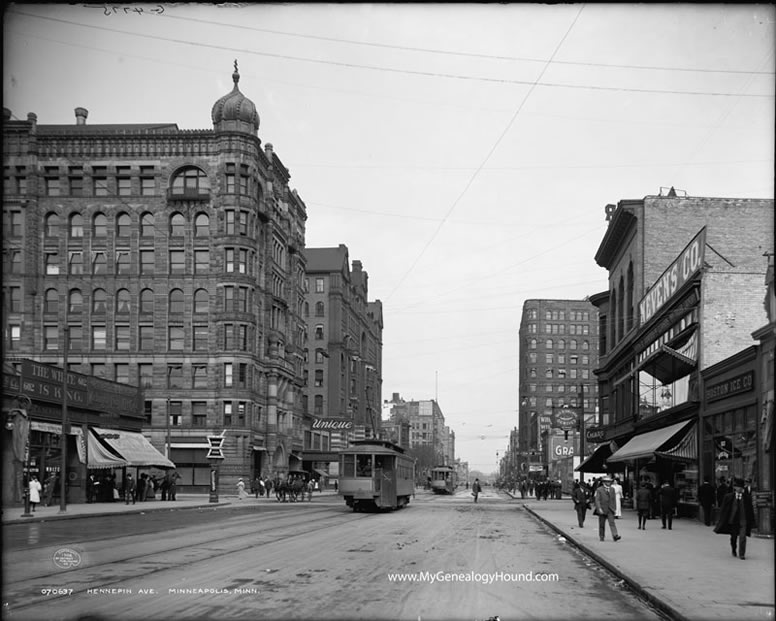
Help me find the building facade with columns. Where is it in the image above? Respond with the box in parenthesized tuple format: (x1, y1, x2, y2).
(2, 65, 310, 494)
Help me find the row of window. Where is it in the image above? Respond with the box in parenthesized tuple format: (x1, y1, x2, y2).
(527, 378, 591, 392)
(528, 365, 591, 379)
(528, 339, 591, 351)
(527, 351, 591, 364)
(145, 400, 254, 428)
(525, 309, 591, 322)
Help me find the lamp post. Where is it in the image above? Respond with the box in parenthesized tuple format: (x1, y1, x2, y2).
(59, 327, 69, 514)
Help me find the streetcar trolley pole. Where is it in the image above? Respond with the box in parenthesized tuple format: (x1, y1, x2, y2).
(206, 431, 226, 503)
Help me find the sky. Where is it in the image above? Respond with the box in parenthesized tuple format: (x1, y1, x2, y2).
(3, 3, 774, 473)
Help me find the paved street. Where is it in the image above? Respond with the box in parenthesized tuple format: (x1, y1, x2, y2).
(3, 488, 661, 621)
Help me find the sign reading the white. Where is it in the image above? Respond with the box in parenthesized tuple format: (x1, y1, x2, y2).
(639, 228, 706, 326)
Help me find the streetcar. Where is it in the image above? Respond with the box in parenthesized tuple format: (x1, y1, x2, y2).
(338, 439, 415, 511)
(430, 465, 457, 494)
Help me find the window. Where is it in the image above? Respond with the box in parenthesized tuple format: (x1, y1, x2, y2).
(116, 251, 130, 275)
(116, 212, 131, 237)
(224, 287, 234, 312)
(223, 402, 232, 426)
(314, 370, 324, 387)
(238, 210, 248, 236)
(92, 288, 107, 313)
(69, 214, 84, 238)
(140, 249, 155, 275)
(315, 301, 325, 317)
(138, 363, 154, 388)
(44, 325, 58, 350)
(140, 212, 155, 236)
(116, 289, 131, 314)
(139, 325, 154, 350)
(44, 289, 59, 314)
(570, 340, 577, 350)
(237, 402, 246, 426)
(315, 278, 324, 293)
(45, 213, 60, 237)
(224, 362, 233, 387)
(45, 168, 60, 196)
(546, 339, 553, 349)
(69, 252, 83, 275)
(168, 326, 184, 350)
(90, 251, 106, 274)
(194, 250, 209, 274)
(237, 324, 248, 350)
(558, 339, 565, 350)
(115, 325, 130, 350)
(45, 252, 59, 275)
(315, 324, 324, 340)
(93, 213, 107, 237)
(68, 289, 83, 315)
(582, 340, 590, 351)
(9, 325, 21, 349)
(68, 326, 82, 352)
(168, 365, 184, 389)
(169, 250, 185, 274)
(91, 363, 107, 378)
(194, 213, 209, 237)
(169, 289, 184, 314)
(114, 363, 129, 384)
(69, 167, 83, 195)
(225, 248, 235, 273)
(143, 400, 152, 425)
(314, 395, 323, 416)
(194, 288, 209, 313)
(8, 287, 22, 312)
(140, 169, 155, 196)
(237, 286, 248, 312)
(170, 166, 210, 196)
(117, 176, 131, 196)
(315, 350, 325, 364)
(226, 164, 235, 194)
(225, 210, 235, 235)
(140, 288, 154, 314)
(92, 326, 107, 350)
(92, 166, 108, 196)
(529, 339, 537, 350)
(193, 325, 208, 350)
(238, 363, 247, 388)
(169, 401, 182, 427)
(223, 323, 234, 349)
(192, 401, 207, 426)
(545, 353, 554, 364)
(170, 213, 185, 237)
(192, 366, 208, 389)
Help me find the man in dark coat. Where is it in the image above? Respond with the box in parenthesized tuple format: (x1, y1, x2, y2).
(571, 480, 588, 528)
(698, 476, 716, 526)
(716, 477, 730, 508)
(714, 477, 757, 560)
(658, 481, 677, 530)
(594, 476, 621, 542)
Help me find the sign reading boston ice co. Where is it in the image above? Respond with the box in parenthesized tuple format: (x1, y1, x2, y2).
(312, 418, 353, 430)
(639, 227, 706, 326)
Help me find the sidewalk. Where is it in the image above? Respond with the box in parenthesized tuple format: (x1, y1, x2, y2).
(521, 497, 775, 621)
(2, 489, 339, 525)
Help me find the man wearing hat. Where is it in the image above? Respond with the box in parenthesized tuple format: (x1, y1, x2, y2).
(714, 477, 757, 560)
(594, 476, 621, 542)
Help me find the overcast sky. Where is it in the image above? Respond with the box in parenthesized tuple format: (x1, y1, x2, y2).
(4, 3, 774, 472)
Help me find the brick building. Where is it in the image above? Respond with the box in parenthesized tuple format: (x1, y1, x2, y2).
(2, 65, 310, 494)
(591, 191, 773, 521)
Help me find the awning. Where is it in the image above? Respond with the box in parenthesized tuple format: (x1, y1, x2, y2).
(608, 420, 694, 463)
(313, 468, 328, 477)
(92, 427, 175, 468)
(575, 443, 624, 473)
(252, 446, 268, 452)
(31, 421, 82, 436)
(637, 345, 696, 384)
(655, 423, 697, 462)
(79, 430, 128, 469)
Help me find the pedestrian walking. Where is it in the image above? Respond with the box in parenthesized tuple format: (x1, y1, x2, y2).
(236, 477, 247, 499)
(714, 477, 757, 560)
(699, 476, 716, 526)
(137, 474, 147, 503)
(716, 477, 730, 508)
(29, 475, 42, 512)
(124, 473, 136, 504)
(472, 478, 482, 503)
(612, 477, 623, 518)
(168, 471, 179, 500)
(253, 476, 261, 499)
(635, 481, 652, 530)
(594, 476, 621, 542)
(659, 481, 677, 530)
(572, 480, 588, 527)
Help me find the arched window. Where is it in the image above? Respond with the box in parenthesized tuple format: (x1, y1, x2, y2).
(169, 288, 185, 314)
(68, 289, 83, 314)
(529, 338, 537, 349)
(116, 212, 131, 237)
(194, 213, 209, 237)
(69, 213, 84, 238)
(627, 261, 634, 331)
(116, 289, 131, 314)
(558, 339, 565, 349)
(546, 339, 553, 349)
(93, 213, 107, 237)
(582, 340, 590, 351)
(92, 288, 107, 313)
(570, 339, 578, 350)
(315, 301, 325, 317)
(140, 212, 155, 237)
(304, 302, 309, 318)
(45, 213, 60, 237)
(170, 166, 210, 196)
(194, 288, 209, 313)
(44, 288, 59, 314)
(618, 276, 625, 341)
(140, 288, 154, 314)
(169, 213, 185, 237)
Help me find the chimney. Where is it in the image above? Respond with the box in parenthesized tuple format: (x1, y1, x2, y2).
(27, 112, 37, 131)
(74, 107, 88, 125)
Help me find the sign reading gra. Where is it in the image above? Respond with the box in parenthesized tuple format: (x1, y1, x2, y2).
(312, 418, 353, 430)
(639, 228, 706, 326)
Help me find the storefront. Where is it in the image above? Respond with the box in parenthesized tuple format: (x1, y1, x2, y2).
(701, 347, 759, 524)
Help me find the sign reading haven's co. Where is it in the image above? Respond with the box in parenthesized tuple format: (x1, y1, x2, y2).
(639, 228, 706, 326)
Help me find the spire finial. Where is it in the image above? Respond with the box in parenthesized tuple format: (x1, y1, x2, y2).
(232, 59, 240, 85)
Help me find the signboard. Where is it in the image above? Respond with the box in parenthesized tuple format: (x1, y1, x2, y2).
(639, 228, 706, 326)
(206, 434, 225, 460)
(705, 371, 754, 403)
(586, 426, 606, 443)
(552, 407, 578, 432)
(548, 434, 578, 463)
(312, 418, 353, 430)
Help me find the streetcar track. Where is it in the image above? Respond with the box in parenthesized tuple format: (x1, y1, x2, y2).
(5, 509, 374, 615)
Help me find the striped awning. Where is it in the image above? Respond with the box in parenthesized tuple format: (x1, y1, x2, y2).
(78, 430, 128, 469)
(655, 423, 697, 462)
(608, 420, 694, 463)
(92, 427, 175, 468)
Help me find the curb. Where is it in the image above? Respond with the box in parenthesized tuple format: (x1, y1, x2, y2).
(522, 504, 687, 621)
(2, 502, 230, 525)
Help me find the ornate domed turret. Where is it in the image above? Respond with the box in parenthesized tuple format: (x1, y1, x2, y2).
(211, 60, 259, 135)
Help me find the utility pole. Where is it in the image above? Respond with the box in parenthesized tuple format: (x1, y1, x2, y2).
(59, 327, 69, 514)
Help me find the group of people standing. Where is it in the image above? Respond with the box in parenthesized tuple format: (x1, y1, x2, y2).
(122, 471, 180, 504)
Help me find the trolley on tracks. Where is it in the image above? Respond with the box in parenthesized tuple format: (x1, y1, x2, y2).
(430, 464, 457, 494)
(338, 439, 415, 511)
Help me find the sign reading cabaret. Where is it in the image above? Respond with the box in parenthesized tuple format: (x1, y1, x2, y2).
(639, 228, 707, 326)
(312, 418, 354, 430)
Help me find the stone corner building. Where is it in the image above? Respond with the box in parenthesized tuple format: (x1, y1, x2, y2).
(2, 65, 311, 493)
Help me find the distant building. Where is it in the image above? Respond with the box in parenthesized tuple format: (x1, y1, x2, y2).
(384, 392, 454, 463)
